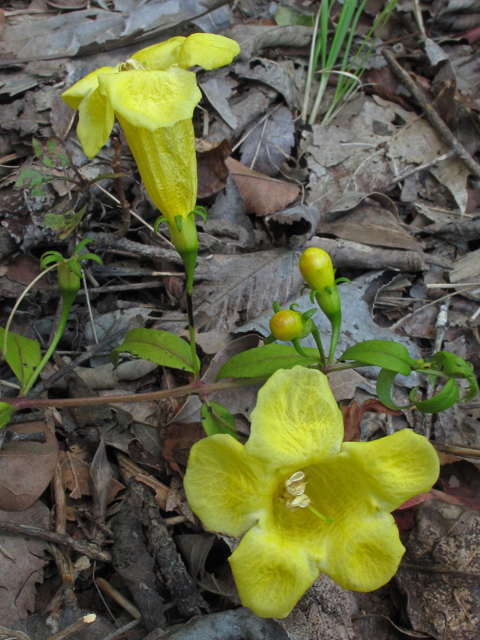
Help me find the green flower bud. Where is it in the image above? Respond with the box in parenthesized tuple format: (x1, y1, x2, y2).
(299, 248, 340, 323)
(57, 262, 81, 299)
(269, 310, 305, 342)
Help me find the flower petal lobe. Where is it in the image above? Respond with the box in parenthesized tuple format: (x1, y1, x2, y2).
(179, 33, 241, 69)
(246, 367, 344, 470)
(184, 434, 273, 537)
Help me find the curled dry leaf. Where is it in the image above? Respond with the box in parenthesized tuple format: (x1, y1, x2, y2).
(0, 422, 58, 512)
(225, 157, 300, 216)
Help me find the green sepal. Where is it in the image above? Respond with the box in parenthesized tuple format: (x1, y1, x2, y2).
(154, 216, 169, 234)
(301, 308, 317, 321)
(110, 328, 200, 374)
(200, 401, 237, 439)
(335, 277, 351, 284)
(325, 286, 333, 295)
(376, 368, 413, 411)
(272, 301, 281, 313)
(0, 327, 42, 395)
(216, 344, 321, 381)
(410, 378, 459, 413)
(339, 340, 416, 375)
(264, 334, 276, 345)
(292, 338, 309, 358)
(175, 215, 183, 232)
(192, 206, 208, 224)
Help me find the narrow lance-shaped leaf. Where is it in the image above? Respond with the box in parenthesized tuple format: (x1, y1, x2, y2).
(410, 378, 460, 414)
(110, 328, 199, 373)
(201, 401, 237, 439)
(216, 344, 321, 381)
(376, 368, 412, 412)
(0, 328, 42, 394)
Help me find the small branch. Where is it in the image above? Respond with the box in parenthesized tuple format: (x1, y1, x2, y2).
(112, 137, 131, 240)
(0, 522, 111, 562)
(0, 376, 269, 411)
(46, 614, 97, 640)
(0, 430, 46, 444)
(383, 48, 480, 181)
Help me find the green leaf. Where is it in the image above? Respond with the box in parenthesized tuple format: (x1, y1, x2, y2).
(339, 340, 414, 376)
(200, 401, 237, 438)
(44, 205, 87, 240)
(376, 369, 412, 411)
(110, 329, 199, 373)
(429, 351, 478, 403)
(0, 328, 42, 393)
(216, 344, 320, 381)
(0, 402, 15, 430)
(410, 378, 459, 414)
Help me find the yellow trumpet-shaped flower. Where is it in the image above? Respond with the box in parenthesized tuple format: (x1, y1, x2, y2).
(184, 366, 439, 619)
(62, 34, 240, 277)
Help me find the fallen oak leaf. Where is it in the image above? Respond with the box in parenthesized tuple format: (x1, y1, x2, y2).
(225, 157, 299, 216)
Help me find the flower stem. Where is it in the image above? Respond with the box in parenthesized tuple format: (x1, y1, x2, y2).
(23, 293, 76, 396)
(311, 325, 326, 368)
(307, 504, 334, 524)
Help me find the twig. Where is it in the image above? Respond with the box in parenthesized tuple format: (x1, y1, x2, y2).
(386, 150, 455, 189)
(249, 118, 268, 171)
(0, 522, 111, 562)
(100, 619, 143, 640)
(424, 299, 450, 439)
(112, 138, 131, 240)
(231, 104, 283, 153)
(53, 462, 67, 535)
(96, 578, 141, 619)
(382, 48, 480, 181)
(82, 271, 98, 345)
(45, 614, 96, 640)
(389, 286, 480, 330)
(28, 331, 123, 398)
(0, 430, 46, 444)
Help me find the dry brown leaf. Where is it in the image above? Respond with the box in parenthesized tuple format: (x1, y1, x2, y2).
(0, 422, 58, 511)
(59, 451, 124, 503)
(162, 423, 205, 476)
(196, 139, 231, 198)
(342, 400, 402, 442)
(318, 205, 422, 251)
(225, 157, 299, 216)
(0, 501, 51, 626)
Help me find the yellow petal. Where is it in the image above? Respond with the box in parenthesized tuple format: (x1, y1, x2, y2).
(98, 67, 201, 131)
(184, 434, 274, 537)
(341, 429, 439, 511)
(77, 88, 115, 159)
(179, 33, 240, 70)
(229, 525, 320, 618)
(318, 510, 405, 591)
(132, 36, 187, 70)
(62, 66, 117, 110)
(270, 452, 406, 592)
(246, 366, 344, 471)
(117, 116, 197, 219)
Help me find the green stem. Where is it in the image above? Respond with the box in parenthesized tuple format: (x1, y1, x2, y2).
(23, 294, 76, 396)
(328, 316, 341, 364)
(3, 264, 58, 357)
(311, 325, 326, 368)
(1, 376, 270, 411)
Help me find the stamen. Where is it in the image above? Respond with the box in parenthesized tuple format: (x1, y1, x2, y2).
(307, 504, 334, 524)
(119, 59, 146, 72)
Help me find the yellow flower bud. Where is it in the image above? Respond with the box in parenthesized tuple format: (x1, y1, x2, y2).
(269, 310, 304, 342)
(299, 248, 335, 294)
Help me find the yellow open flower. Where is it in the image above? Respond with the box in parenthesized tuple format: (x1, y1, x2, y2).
(184, 366, 439, 618)
(62, 34, 239, 275)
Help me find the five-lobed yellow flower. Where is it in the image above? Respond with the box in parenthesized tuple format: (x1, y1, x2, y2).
(62, 34, 240, 279)
(184, 366, 439, 618)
